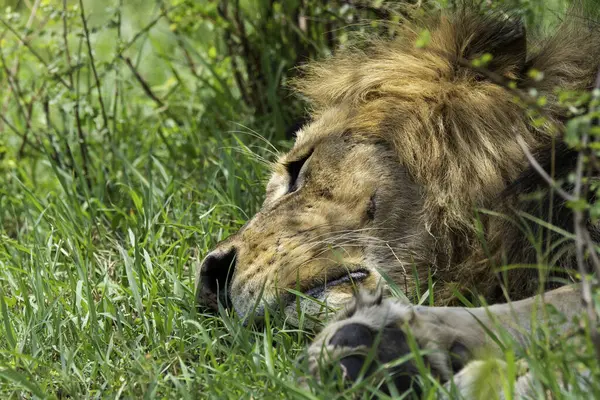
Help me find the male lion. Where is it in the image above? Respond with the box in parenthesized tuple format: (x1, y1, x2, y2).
(197, 5, 600, 396)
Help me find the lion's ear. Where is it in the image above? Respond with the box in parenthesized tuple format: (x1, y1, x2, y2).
(459, 14, 527, 79)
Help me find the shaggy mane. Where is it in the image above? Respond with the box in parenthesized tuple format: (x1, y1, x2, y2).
(293, 7, 600, 298)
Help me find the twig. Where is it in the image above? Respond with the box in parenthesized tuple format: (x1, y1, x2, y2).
(0, 48, 29, 129)
(0, 45, 46, 157)
(121, 55, 185, 127)
(586, 72, 600, 280)
(418, 44, 565, 135)
(455, 57, 560, 131)
(96, 4, 181, 83)
(78, 0, 111, 141)
(121, 56, 164, 108)
(42, 97, 64, 169)
(515, 135, 575, 202)
(583, 228, 600, 277)
(54, 107, 77, 173)
(74, 33, 92, 190)
(217, 1, 252, 108)
(111, 0, 123, 151)
(572, 132, 600, 360)
(61, 0, 84, 162)
(119, 6, 178, 57)
(17, 82, 46, 157)
(0, 114, 42, 154)
(161, 6, 200, 79)
(62, 0, 73, 87)
(505, 57, 600, 360)
(56, 0, 90, 189)
(339, 0, 393, 21)
(571, 66, 600, 360)
(0, 15, 71, 89)
(0, 0, 42, 133)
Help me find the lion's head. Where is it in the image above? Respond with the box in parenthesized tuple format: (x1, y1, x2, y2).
(196, 8, 599, 322)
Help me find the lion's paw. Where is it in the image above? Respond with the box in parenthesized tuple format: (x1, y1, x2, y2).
(306, 289, 471, 395)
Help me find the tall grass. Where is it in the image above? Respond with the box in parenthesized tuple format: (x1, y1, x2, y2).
(0, 0, 598, 398)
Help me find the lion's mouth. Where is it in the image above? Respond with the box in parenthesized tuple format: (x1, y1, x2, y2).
(304, 268, 370, 299)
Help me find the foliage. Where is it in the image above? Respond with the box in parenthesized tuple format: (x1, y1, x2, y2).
(0, 0, 598, 398)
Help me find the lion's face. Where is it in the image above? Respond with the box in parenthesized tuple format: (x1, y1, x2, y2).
(196, 9, 600, 322)
(197, 107, 423, 321)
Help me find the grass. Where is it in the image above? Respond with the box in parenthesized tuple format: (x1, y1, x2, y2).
(1, 0, 599, 398)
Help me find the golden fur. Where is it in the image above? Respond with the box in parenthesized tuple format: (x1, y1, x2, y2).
(197, 7, 600, 321)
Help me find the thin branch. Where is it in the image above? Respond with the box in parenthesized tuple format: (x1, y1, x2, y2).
(17, 81, 46, 157)
(78, 0, 111, 141)
(572, 131, 600, 360)
(96, 4, 181, 83)
(62, 0, 73, 87)
(119, 5, 178, 57)
(515, 135, 575, 202)
(74, 34, 92, 190)
(42, 97, 65, 169)
(508, 56, 600, 359)
(59, 3, 90, 188)
(161, 6, 201, 80)
(583, 227, 600, 277)
(339, 0, 393, 21)
(0, 114, 42, 154)
(217, 0, 252, 107)
(111, 0, 123, 147)
(0, 45, 46, 157)
(0, 48, 29, 127)
(417, 45, 566, 136)
(571, 66, 600, 361)
(0, 0, 41, 133)
(586, 70, 600, 279)
(0, 15, 71, 89)
(121, 56, 164, 108)
(455, 57, 560, 131)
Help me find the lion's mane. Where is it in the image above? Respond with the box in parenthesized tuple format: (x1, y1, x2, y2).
(294, 7, 600, 299)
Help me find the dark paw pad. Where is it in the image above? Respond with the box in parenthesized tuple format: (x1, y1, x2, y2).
(329, 323, 374, 348)
(339, 355, 369, 381)
(326, 322, 422, 395)
(449, 341, 471, 373)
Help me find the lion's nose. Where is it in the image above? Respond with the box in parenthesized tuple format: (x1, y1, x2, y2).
(196, 247, 237, 310)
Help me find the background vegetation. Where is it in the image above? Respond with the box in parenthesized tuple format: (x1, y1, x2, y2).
(0, 0, 598, 398)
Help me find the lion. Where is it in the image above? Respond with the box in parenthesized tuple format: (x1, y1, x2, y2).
(196, 5, 600, 396)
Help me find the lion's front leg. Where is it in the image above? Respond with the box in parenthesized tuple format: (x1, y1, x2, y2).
(305, 290, 422, 395)
(306, 289, 488, 395)
(306, 285, 581, 396)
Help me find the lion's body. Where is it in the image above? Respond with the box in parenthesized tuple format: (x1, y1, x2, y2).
(197, 5, 600, 395)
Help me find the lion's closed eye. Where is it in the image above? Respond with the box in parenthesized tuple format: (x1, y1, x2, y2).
(286, 149, 313, 193)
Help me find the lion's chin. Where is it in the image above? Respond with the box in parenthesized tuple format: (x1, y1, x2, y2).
(304, 269, 370, 299)
(280, 269, 380, 327)
(282, 288, 355, 328)
(231, 268, 379, 326)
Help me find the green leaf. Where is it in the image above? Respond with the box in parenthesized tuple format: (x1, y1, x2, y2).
(567, 198, 588, 212)
(415, 29, 431, 48)
(208, 46, 217, 59)
(527, 68, 544, 81)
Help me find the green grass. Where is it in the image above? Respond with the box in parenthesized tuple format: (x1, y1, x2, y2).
(1, 0, 599, 398)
